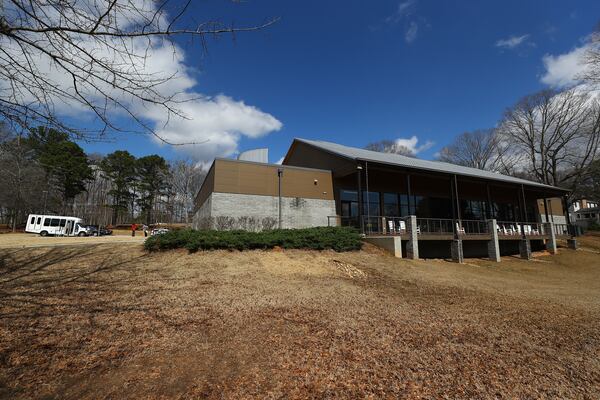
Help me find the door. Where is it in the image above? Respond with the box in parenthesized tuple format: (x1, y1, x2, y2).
(341, 201, 359, 227)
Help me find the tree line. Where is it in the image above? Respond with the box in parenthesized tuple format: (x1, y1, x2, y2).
(0, 126, 205, 231)
(366, 87, 600, 202)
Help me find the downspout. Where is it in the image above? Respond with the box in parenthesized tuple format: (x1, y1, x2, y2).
(357, 164, 364, 234)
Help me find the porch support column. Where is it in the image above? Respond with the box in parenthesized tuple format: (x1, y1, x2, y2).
(406, 174, 412, 214)
(406, 215, 419, 260)
(518, 184, 531, 260)
(487, 219, 501, 262)
(543, 222, 557, 254)
(357, 164, 364, 234)
(486, 184, 494, 219)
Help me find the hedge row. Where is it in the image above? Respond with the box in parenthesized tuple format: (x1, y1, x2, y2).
(143, 226, 362, 252)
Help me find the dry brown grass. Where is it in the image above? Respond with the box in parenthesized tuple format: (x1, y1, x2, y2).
(1, 235, 600, 399)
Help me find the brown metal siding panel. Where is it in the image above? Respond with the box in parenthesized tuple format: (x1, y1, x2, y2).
(193, 163, 215, 212)
(213, 159, 334, 200)
(284, 141, 357, 178)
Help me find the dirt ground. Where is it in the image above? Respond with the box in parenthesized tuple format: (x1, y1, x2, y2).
(0, 233, 146, 248)
(1, 235, 599, 399)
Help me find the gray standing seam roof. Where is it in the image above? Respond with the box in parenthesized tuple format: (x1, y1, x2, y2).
(294, 138, 568, 192)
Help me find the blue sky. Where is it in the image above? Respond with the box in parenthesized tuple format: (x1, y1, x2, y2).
(80, 0, 600, 164)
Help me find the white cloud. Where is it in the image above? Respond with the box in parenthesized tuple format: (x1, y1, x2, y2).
(383, 0, 424, 44)
(540, 45, 590, 87)
(146, 95, 282, 161)
(405, 22, 419, 43)
(495, 34, 530, 49)
(395, 135, 434, 154)
(386, 0, 416, 24)
(0, 0, 282, 164)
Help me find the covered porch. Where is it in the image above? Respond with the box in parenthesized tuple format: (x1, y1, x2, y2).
(327, 161, 577, 261)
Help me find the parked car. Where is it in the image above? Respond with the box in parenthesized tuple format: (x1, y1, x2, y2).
(84, 225, 113, 236)
(151, 228, 170, 236)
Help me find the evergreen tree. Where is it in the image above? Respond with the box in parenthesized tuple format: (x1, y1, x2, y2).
(27, 127, 93, 210)
(100, 150, 137, 225)
(136, 155, 171, 224)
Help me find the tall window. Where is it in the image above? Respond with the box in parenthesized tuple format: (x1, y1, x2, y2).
(363, 191, 380, 216)
(383, 193, 399, 217)
(340, 190, 358, 218)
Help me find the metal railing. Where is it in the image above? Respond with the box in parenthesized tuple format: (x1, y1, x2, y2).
(328, 215, 576, 238)
(416, 218, 454, 235)
(327, 215, 359, 228)
(552, 223, 570, 236)
(496, 221, 545, 236)
(460, 219, 489, 235)
(363, 216, 409, 235)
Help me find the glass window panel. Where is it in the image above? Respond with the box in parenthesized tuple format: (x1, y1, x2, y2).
(383, 193, 399, 217)
(362, 191, 380, 216)
(43, 218, 50, 226)
(340, 190, 357, 202)
(50, 218, 59, 227)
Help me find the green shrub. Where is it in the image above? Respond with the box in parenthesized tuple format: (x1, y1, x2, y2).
(588, 220, 600, 231)
(144, 227, 362, 253)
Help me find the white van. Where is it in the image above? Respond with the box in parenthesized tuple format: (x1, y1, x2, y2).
(25, 214, 90, 237)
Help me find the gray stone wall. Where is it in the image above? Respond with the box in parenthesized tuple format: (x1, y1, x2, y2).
(192, 192, 336, 230)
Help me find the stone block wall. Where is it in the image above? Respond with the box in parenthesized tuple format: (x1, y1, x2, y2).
(192, 192, 336, 230)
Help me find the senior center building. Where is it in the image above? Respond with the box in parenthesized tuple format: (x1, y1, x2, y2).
(193, 138, 575, 261)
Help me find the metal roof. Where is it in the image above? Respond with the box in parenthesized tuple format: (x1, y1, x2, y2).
(294, 138, 568, 192)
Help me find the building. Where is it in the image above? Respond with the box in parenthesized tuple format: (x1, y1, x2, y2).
(573, 205, 600, 229)
(193, 138, 576, 260)
(192, 158, 336, 230)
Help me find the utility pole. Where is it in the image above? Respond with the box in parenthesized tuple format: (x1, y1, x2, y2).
(277, 168, 284, 229)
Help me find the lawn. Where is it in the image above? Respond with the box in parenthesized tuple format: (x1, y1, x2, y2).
(1, 235, 599, 398)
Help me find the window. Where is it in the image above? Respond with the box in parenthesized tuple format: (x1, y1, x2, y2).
(340, 190, 357, 202)
(399, 194, 410, 216)
(37, 217, 41, 224)
(362, 191, 380, 216)
(30, 217, 35, 224)
(383, 193, 399, 217)
(50, 218, 59, 227)
(43, 218, 50, 226)
(59, 219, 66, 227)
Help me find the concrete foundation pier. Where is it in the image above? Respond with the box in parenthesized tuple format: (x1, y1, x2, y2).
(519, 239, 532, 260)
(487, 219, 501, 262)
(451, 239, 464, 263)
(406, 215, 419, 260)
(364, 236, 402, 258)
(543, 222, 557, 254)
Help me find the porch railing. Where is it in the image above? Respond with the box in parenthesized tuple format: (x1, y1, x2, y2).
(496, 221, 544, 236)
(460, 219, 489, 235)
(416, 218, 453, 235)
(327, 215, 576, 238)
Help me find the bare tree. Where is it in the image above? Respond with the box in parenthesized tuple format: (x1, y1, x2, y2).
(169, 159, 205, 223)
(0, 0, 278, 141)
(437, 128, 518, 173)
(499, 88, 600, 193)
(365, 140, 416, 157)
(0, 126, 46, 230)
(581, 23, 600, 86)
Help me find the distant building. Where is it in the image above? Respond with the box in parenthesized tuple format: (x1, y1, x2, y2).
(570, 199, 600, 229)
